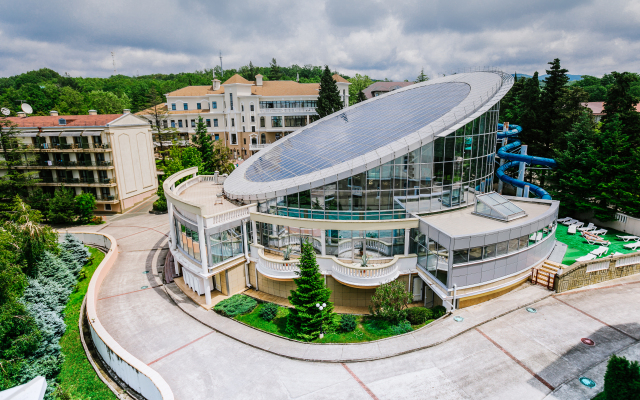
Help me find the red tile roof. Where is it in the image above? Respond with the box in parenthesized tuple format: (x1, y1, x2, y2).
(582, 101, 640, 115)
(5, 114, 124, 128)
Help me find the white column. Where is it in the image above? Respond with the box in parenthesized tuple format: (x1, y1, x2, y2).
(174, 258, 179, 275)
(242, 219, 250, 287)
(203, 277, 212, 305)
(320, 230, 326, 256)
(168, 202, 176, 250)
(252, 220, 258, 244)
(197, 215, 208, 274)
(404, 228, 411, 256)
(516, 145, 527, 197)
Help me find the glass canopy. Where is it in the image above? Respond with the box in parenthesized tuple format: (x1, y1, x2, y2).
(473, 192, 527, 221)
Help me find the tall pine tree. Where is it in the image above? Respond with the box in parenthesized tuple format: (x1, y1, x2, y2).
(287, 241, 333, 341)
(538, 59, 569, 158)
(195, 116, 215, 175)
(268, 58, 283, 81)
(316, 66, 343, 118)
(356, 90, 366, 103)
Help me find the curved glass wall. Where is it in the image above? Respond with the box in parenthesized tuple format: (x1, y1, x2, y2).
(175, 220, 201, 261)
(209, 226, 244, 265)
(257, 104, 500, 220)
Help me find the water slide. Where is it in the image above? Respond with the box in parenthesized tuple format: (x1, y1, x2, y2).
(495, 123, 556, 200)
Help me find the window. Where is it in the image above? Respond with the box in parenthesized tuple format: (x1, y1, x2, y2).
(271, 116, 282, 127)
(212, 101, 217, 109)
(229, 93, 234, 110)
(178, 120, 183, 128)
(468, 247, 483, 262)
(162, 120, 168, 128)
(231, 133, 237, 145)
(243, 126, 245, 132)
(231, 118, 235, 127)
(183, 103, 188, 110)
(259, 100, 317, 109)
(251, 115, 255, 122)
(206, 119, 211, 127)
(175, 221, 201, 261)
(261, 133, 266, 144)
(214, 134, 219, 140)
(213, 119, 218, 127)
(171, 120, 175, 128)
(244, 149, 247, 155)
(105, 204, 112, 211)
(285, 116, 307, 127)
(58, 118, 67, 125)
(250, 104, 254, 111)
(252, 126, 255, 132)
(171, 103, 176, 110)
(209, 227, 243, 265)
(244, 138, 246, 145)
(241, 104, 244, 112)
(260, 116, 265, 127)
(242, 116, 245, 123)
(190, 119, 195, 127)
(197, 103, 202, 110)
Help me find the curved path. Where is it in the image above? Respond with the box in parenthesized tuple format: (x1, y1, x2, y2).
(69, 199, 640, 400)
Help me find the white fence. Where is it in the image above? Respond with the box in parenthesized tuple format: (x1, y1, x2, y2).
(331, 257, 400, 287)
(256, 249, 300, 279)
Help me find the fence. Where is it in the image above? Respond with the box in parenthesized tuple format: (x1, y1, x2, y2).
(555, 251, 640, 293)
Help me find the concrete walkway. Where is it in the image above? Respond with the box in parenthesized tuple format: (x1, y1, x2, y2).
(74, 201, 640, 399)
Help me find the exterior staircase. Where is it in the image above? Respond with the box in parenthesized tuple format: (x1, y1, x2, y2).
(531, 260, 562, 290)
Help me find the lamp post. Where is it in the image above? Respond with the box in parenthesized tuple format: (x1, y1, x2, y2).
(316, 303, 326, 338)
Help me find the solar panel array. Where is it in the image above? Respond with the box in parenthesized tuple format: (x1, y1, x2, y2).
(245, 82, 471, 183)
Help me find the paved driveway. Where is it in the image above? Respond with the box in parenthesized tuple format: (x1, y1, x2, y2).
(72, 200, 640, 400)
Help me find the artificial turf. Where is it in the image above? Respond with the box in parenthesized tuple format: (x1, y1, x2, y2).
(554, 223, 638, 265)
(57, 247, 117, 400)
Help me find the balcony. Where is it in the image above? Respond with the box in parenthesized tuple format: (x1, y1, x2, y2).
(17, 160, 114, 169)
(249, 143, 268, 151)
(255, 247, 300, 280)
(260, 107, 317, 114)
(15, 143, 111, 152)
(331, 257, 401, 287)
(35, 177, 117, 186)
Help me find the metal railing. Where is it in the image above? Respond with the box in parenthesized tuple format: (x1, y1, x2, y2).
(23, 160, 113, 167)
(249, 143, 268, 150)
(15, 143, 111, 150)
(260, 107, 317, 114)
(37, 177, 115, 184)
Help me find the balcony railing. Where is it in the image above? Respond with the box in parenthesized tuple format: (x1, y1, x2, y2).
(256, 248, 300, 279)
(260, 107, 317, 114)
(15, 143, 111, 150)
(37, 177, 116, 185)
(331, 256, 401, 287)
(249, 143, 267, 151)
(22, 160, 113, 167)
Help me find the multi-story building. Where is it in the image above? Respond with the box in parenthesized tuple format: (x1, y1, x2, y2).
(1, 110, 157, 213)
(164, 71, 560, 310)
(144, 74, 350, 160)
(363, 81, 415, 99)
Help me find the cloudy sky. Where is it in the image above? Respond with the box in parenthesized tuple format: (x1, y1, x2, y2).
(1, 0, 639, 80)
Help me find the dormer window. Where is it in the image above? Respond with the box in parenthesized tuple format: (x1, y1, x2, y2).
(58, 118, 67, 125)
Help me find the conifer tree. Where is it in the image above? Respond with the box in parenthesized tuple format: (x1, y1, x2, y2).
(415, 68, 428, 83)
(287, 241, 333, 341)
(356, 90, 366, 104)
(316, 66, 343, 118)
(603, 72, 640, 148)
(539, 59, 569, 158)
(0, 117, 39, 207)
(268, 58, 283, 81)
(195, 116, 215, 175)
(602, 355, 640, 399)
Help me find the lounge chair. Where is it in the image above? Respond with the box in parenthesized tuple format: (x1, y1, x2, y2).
(582, 231, 611, 246)
(558, 217, 573, 223)
(617, 235, 640, 242)
(568, 224, 578, 235)
(578, 223, 596, 232)
(561, 218, 579, 226)
(590, 246, 609, 257)
(591, 228, 608, 236)
(624, 241, 640, 250)
(576, 254, 597, 262)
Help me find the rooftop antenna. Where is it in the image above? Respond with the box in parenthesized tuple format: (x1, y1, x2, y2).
(219, 51, 224, 77)
(111, 51, 117, 74)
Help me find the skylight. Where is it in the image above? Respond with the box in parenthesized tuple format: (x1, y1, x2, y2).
(473, 192, 527, 222)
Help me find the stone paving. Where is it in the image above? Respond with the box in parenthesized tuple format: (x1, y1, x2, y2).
(75, 197, 640, 399)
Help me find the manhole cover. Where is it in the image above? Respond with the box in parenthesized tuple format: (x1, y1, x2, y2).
(453, 316, 464, 322)
(579, 377, 596, 388)
(526, 307, 537, 313)
(581, 338, 595, 346)
(141, 286, 149, 289)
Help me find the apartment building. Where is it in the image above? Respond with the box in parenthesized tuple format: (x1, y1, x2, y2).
(1, 111, 157, 213)
(143, 74, 350, 160)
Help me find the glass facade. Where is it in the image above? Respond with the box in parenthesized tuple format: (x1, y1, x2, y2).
(260, 100, 317, 109)
(257, 104, 499, 220)
(175, 220, 201, 261)
(209, 226, 244, 265)
(411, 232, 448, 287)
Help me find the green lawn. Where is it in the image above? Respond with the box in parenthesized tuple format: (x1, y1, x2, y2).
(555, 223, 638, 265)
(234, 303, 430, 343)
(57, 247, 117, 400)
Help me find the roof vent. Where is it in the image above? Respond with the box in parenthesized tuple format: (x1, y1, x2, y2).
(17, 111, 26, 117)
(88, 109, 98, 115)
(212, 79, 221, 90)
(123, 109, 130, 114)
(50, 110, 59, 116)
(473, 192, 527, 222)
(255, 74, 263, 86)
(58, 118, 67, 125)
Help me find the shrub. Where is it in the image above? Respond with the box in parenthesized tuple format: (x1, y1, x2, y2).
(47, 187, 76, 224)
(74, 192, 96, 224)
(90, 215, 104, 224)
(407, 307, 432, 325)
(602, 355, 640, 399)
(432, 305, 447, 318)
(340, 314, 357, 332)
(153, 198, 168, 212)
(259, 302, 279, 321)
(368, 280, 412, 323)
(214, 294, 257, 317)
(390, 321, 412, 335)
(365, 318, 412, 335)
(59, 234, 90, 269)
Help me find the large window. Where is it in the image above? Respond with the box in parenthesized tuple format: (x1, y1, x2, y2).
(212, 101, 217, 109)
(171, 103, 176, 110)
(271, 116, 283, 127)
(209, 227, 243, 265)
(176, 220, 201, 261)
(413, 233, 447, 287)
(183, 103, 188, 110)
(260, 100, 317, 109)
(285, 116, 307, 127)
(229, 94, 234, 111)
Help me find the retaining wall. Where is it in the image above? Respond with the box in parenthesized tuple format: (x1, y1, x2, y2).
(555, 252, 640, 293)
(68, 231, 174, 400)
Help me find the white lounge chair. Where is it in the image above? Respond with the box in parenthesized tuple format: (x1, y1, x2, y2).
(568, 224, 578, 234)
(576, 254, 597, 262)
(561, 218, 579, 226)
(578, 223, 596, 232)
(591, 228, 608, 236)
(611, 252, 625, 257)
(582, 231, 611, 246)
(617, 235, 640, 242)
(590, 246, 609, 257)
(558, 217, 573, 223)
(624, 241, 640, 250)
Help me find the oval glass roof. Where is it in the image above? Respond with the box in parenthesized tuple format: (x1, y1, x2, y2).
(245, 82, 471, 182)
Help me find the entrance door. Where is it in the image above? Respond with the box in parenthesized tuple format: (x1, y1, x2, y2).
(412, 277, 423, 301)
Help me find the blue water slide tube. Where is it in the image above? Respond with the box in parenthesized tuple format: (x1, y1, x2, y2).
(495, 124, 556, 200)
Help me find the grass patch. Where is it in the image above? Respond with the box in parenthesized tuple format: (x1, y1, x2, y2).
(554, 224, 638, 265)
(234, 302, 430, 343)
(57, 247, 117, 400)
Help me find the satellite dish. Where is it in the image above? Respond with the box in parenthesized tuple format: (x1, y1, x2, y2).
(0, 108, 9, 116)
(21, 103, 33, 114)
